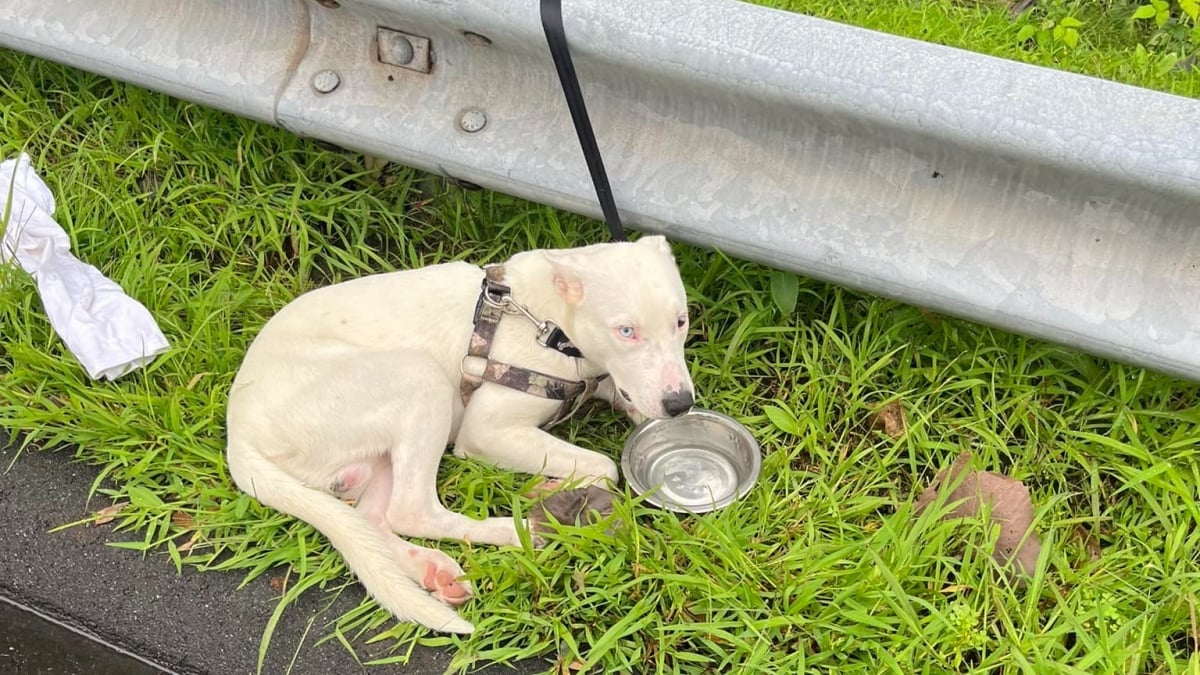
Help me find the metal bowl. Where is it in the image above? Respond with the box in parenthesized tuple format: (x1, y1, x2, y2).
(620, 408, 760, 513)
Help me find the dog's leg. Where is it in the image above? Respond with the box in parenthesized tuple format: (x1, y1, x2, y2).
(373, 376, 522, 547)
(380, 460, 521, 547)
(456, 415, 620, 537)
(350, 458, 472, 606)
(467, 427, 617, 484)
(226, 444, 476, 633)
(229, 349, 519, 632)
(456, 397, 619, 486)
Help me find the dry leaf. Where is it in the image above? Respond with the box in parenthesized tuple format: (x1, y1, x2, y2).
(363, 154, 389, 172)
(269, 576, 287, 593)
(1009, 0, 1037, 18)
(92, 502, 128, 526)
(916, 451, 1042, 583)
(870, 401, 908, 439)
(176, 533, 200, 553)
(184, 372, 209, 390)
(171, 511, 196, 529)
(531, 485, 615, 532)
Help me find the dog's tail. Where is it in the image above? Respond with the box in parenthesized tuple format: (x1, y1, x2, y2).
(225, 443, 474, 634)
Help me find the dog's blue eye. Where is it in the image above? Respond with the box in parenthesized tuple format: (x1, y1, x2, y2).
(618, 325, 635, 339)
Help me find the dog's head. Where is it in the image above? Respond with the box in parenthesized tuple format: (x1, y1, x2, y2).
(543, 235, 694, 419)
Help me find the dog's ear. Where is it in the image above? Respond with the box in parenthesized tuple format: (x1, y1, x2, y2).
(637, 234, 672, 256)
(546, 254, 585, 305)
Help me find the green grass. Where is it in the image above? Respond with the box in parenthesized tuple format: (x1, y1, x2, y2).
(761, 0, 1200, 98)
(2, 8, 1200, 673)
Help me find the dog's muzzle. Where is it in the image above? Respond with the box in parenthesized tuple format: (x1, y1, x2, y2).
(662, 390, 694, 417)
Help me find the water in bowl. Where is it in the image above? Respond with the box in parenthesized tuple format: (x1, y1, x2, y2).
(643, 445, 739, 509)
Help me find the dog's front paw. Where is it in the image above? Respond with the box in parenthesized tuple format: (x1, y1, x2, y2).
(410, 549, 472, 606)
(530, 485, 616, 542)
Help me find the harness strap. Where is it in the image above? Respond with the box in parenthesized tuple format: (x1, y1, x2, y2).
(460, 265, 601, 428)
(463, 265, 508, 365)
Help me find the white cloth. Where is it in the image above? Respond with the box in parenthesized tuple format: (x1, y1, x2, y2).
(1, 153, 169, 380)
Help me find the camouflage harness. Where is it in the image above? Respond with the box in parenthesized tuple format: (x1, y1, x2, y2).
(460, 265, 605, 428)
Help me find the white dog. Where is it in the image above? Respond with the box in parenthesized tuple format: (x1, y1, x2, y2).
(225, 236, 694, 634)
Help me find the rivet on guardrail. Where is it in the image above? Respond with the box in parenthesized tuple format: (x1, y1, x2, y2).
(311, 70, 341, 94)
(458, 109, 487, 133)
(379, 33, 413, 65)
(377, 27, 431, 74)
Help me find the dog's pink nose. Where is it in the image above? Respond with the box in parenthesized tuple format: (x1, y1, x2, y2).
(662, 390, 694, 417)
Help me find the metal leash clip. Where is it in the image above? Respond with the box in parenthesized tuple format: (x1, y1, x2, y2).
(483, 289, 558, 347)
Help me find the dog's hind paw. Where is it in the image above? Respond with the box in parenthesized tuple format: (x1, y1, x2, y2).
(410, 549, 472, 606)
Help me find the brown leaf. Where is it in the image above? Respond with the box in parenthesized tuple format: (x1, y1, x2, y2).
(870, 400, 908, 439)
(567, 659, 586, 672)
(171, 511, 196, 529)
(531, 486, 615, 531)
(916, 452, 1042, 583)
(269, 576, 287, 593)
(176, 533, 200, 553)
(915, 452, 972, 512)
(1009, 0, 1037, 18)
(92, 502, 128, 526)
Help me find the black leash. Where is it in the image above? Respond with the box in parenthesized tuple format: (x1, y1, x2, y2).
(539, 0, 627, 242)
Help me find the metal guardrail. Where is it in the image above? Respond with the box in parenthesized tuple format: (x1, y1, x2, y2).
(3, 0, 1199, 379)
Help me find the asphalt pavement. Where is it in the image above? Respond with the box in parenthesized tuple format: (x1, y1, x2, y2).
(0, 429, 548, 674)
